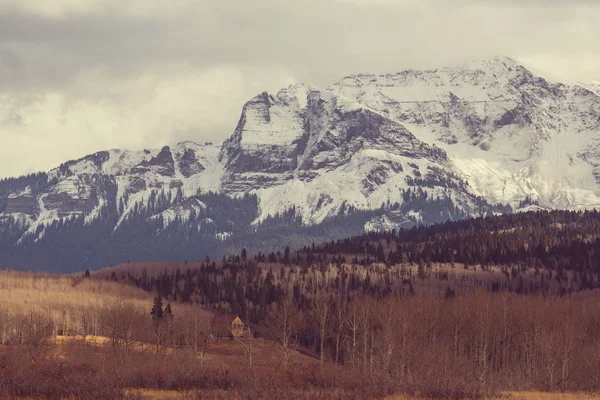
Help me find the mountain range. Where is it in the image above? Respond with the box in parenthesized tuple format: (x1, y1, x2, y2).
(1, 55, 599, 272)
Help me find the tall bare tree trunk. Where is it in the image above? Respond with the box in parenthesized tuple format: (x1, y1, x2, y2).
(310, 295, 332, 368)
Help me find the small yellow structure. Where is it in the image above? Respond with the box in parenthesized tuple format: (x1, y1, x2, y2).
(231, 316, 244, 338)
(211, 314, 245, 339)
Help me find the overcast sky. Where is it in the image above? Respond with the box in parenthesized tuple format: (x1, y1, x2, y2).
(0, 0, 598, 178)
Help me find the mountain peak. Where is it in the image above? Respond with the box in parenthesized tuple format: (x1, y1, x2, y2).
(331, 55, 530, 90)
(3, 57, 600, 271)
(469, 55, 523, 72)
(485, 54, 519, 66)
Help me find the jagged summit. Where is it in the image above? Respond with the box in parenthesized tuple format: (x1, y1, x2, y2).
(330, 56, 600, 210)
(2, 57, 600, 271)
(335, 55, 525, 84)
(461, 54, 521, 70)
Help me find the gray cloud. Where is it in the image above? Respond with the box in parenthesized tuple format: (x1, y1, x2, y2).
(0, 0, 598, 178)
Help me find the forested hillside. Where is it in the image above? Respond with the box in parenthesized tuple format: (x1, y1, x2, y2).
(105, 209, 600, 321)
(100, 209, 600, 357)
(1, 168, 502, 272)
(86, 209, 600, 397)
(4, 210, 600, 399)
(320, 208, 600, 274)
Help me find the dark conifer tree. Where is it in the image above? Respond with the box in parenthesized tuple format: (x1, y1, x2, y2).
(151, 295, 164, 325)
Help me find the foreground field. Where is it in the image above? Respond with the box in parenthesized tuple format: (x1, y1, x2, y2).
(51, 334, 316, 369)
(126, 390, 600, 400)
(503, 393, 600, 400)
(4, 269, 600, 399)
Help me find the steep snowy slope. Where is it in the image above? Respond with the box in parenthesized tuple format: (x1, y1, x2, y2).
(1, 56, 599, 271)
(329, 56, 600, 209)
(1, 142, 223, 242)
(219, 83, 480, 223)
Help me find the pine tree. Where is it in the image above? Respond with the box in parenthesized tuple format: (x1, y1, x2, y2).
(151, 295, 164, 325)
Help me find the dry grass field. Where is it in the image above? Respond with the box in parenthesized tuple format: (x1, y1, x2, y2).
(3, 269, 600, 400)
(0, 269, 212, 336)
(122, 390, 600, 400)
(0, 270, 152, 317)
(501, 393, 600, 400)
(49, 333, 316, 369)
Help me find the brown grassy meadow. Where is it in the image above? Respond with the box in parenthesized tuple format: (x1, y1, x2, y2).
(3, 269, 600, 399)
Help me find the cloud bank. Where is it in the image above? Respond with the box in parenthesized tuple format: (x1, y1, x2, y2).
(0, 0, 598, 178)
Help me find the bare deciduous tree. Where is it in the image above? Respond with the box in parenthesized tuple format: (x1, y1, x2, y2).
(263, 296, 303, 367)
(80, 313, 90, 346)
(233, 325, 253, 367)
(310, 294, 332, 368)
(378, 299, 397, 374)
(181, 309, 211, 364)
(345, 299, 361, 370)
(332, 295, 346, 364)
(18, 311, 54, 363)
(0, 306, 12, 345)
(100, 301, 144, 358)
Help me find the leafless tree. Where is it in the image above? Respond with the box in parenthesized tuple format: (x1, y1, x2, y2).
(357, 298, 374, 372)
(345, 299, 361, 369)
(18, 311, 54, 363)
(0, 306, 12, 345)
(310, 294, 332, 368)
(474, 296, 490, 386)
(378, 299, 397, 374)
(99, 301, 143, 358)
(263, 296, 303, 367)
(332, 295, 346, 363)
(79, 313, 91, 346)
(233, 325, 253, 367)
(181, 309, 211, 364)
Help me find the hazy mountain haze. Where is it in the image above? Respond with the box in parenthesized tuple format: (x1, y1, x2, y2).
(0, 0, 598, 178)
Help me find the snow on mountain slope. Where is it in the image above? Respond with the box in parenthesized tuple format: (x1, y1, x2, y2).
(2, 141, 223, 241)
(255, 148, 458, 224)
(107, 142, 223, 230)
(2, 56, 600, 244)
(218, 82, 465, 223)
(149, 197, 207, 228)
(579, 81, 600, 96)
(329, 56, 600, 210)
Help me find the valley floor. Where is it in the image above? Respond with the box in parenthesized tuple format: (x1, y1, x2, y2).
(125, 390, 600, 400)
(50, 333, 316, 369)
(4, 269, 600, 399)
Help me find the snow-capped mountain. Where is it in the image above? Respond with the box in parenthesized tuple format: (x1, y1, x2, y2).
(219, 83, 465, 224)
(2, 142, 223, 241)
(330, 56, 600, 209)
(1, 56, 599, 271)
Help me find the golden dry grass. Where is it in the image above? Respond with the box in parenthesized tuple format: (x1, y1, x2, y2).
(46, 333, 317, 370)
(385, 393, 600, 400)
(202, 336, 318, 369)
(0, 269, 212, 335)
(129, 390, 600, 400)
(502, 393, 600, 400)
(125, 390, 184, 400)
(0, 270, 151, 313)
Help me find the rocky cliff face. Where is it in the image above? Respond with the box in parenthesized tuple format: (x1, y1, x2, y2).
(1, 56, 599, 271)
(329, 56, 600, 209)
(218, 83, 464, 223)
